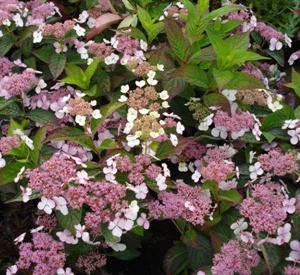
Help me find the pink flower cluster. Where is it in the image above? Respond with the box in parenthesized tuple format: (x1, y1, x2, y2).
(76, 250, 107, 274)
(1, 69, 37, 98)
(213, 110, 254, 134)
(115, 154, 162, 185)
(258, 149, 298, 176)
(0, 135, 21, 154)
(201, 160, 234, 182)
(0, 57, 13, 77)
(43, 20, 75, 39)
(240, 182, 286, 234)
(16, 232, 66, 274)
(27, 156, 77, 197)
(149, 183, 212, 225)
(212, 240, 260, 275)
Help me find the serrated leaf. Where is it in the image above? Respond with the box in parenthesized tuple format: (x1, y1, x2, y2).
(264, 49, 285, 67)
(0, 34, 15, 57)
(0, 162, 32, 186)
(260, 243, 281, 273)
(91, 102, 125, 134)
(0, 98, 21, 117)
(56, 207, 82, 234)
(163, 76, 188, 99)
(186, 233, 214, 269)
(225, 72, 264, 90)
(218, 190, 241, 203)
(155, 140, 175, 160)
(27, 108, 58, 126)
(163, 242, 188, 275)
(148, 21, 164, 43)
(168, 65, 208, 89)
(227, 31, 250, 51)
(32, 45, 54, 63)
(181, 229, 199, 248)
(49, 53, 67, 79)
(203, 92, 230, 112)
(233, 50, 269, 65)
(45, 127, 96, 152)
(210, 221, 234, 242)
(202, 5, 243, 22)
(165, 18, 187, 61)
(261, 105, 294, 131)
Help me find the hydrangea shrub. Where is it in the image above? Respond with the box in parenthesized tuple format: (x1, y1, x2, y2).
(1, 0, 300, 274)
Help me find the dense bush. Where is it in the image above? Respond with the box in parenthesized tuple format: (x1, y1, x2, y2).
(1, 0, 300, 274)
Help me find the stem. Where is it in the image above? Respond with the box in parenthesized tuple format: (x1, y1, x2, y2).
(172, 219, 184, 235)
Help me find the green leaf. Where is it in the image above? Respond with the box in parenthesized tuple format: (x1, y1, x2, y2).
(0, 98, 21, 117)
(97, 138, 118, 152)
(227, 31, 250, 51)
(218, 190, 242, 203)
(212, 69, 233, 90)
(85, 57, 100, 84)
(65, 63, 85, 77)
(202, 5, 244, 22)
(181, 0, 200, 36)
(233, 50, 269, 65)
(210, 222, 234, 252)
(222, 207, 243, 225)
(163, 76, 188, 99)
(30, 125, 48, 165)
(0, 162, 32, 186)
(168, 65, 208, 89)
(60, 75, 89, 89)
(45, 127, 96, 152)
(186, 233, 214, 270)
(260, 243, 281, 273)
(261, 105, 294, 131)
(65, 241, 93, 257)
(27, 108, 58, 126)
(49, 53, 67, 79)
(285, 68, 300, 97)
(8, 118, 23, 136)
(148, 22, 164, 43)
(203, 93, 230, 112)
(181, 229, 199, 248)
(91, 102, 125, 134)
(101, 223, 120, 243)
(5, 189, 40, 203)
(294, 105, 300, 119)
(264, 49, 285, 67)
(165, 18, 187, 61)
(32, 45, 54, 63)
(112, 248, 141, 260)
(163, 242, 188, 275)
(262, 131, 276, 143)
(225, 72, 265, 90)
(86, 0, 97, 9)
(155, 140, 175, 160)
(56, 207, 82, 234)
(0, 34, 15, 57)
